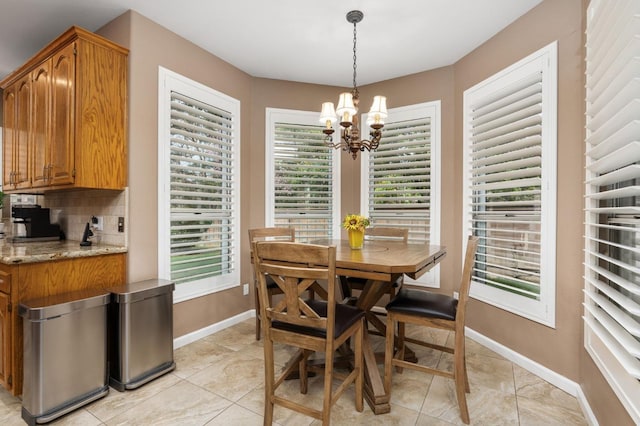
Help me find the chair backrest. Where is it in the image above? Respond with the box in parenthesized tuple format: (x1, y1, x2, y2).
(248, 227, 295, 243)
(253, 241, 336, 336)
(456, 236, 480, 325)
(365, 227, 409, 242)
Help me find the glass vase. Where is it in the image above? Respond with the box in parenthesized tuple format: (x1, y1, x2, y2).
(348, 229, 365, 249)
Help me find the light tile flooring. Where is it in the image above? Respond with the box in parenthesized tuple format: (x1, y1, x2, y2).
(0, 319, 588, 425)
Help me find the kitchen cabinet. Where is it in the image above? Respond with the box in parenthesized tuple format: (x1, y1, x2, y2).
(0, 253, 126, 396)
(2, 76, 31, 190)
(0, 26, 128, 192)
(0, 267, 12, 392)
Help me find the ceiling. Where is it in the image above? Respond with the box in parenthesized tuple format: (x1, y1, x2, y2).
(0, 0, 542, 86)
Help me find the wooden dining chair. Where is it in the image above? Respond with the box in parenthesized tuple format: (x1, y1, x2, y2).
(248, 227, 296, 340)
(253, 241, 365, 426)
(339, 227, 409, 302)
(383, 235, 479, 424)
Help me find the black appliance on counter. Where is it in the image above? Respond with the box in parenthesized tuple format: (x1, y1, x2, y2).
(11, 205, 64, 242)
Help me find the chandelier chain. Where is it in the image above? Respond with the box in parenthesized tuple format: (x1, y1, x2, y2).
(352, 21, 358, 92)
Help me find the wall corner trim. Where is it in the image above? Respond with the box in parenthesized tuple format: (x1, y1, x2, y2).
(466, 327, 596, 425)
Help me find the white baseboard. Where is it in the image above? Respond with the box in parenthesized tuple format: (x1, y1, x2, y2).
(466, 327, 598, 426)
(173, 310, 255, 349)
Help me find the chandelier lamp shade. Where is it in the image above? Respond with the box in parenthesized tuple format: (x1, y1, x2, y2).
(319, 10, 388, 160)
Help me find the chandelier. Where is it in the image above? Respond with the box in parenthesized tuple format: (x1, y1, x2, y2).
(319, 10, 387, 160)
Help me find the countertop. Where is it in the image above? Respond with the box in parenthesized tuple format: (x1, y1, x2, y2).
(0, 238, 128, 264)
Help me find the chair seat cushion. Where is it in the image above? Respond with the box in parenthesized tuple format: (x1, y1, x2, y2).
(273, 300, 365, 338)
(385, 288, 458, 321)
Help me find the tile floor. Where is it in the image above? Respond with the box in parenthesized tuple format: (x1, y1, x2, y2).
(0, 319, 588, 425)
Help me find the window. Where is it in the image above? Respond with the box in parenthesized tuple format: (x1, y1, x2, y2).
(266, 108, 340, 242)
(361, 101, 441, 286)
(462, 42, 557, 326)
(584, 0, 640, 422)
(158, 67, 241, 302)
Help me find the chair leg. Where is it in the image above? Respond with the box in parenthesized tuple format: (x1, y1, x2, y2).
(454, 331, 470, 424)
(355, 319, 364, 412)
(384, 313, 395, 394)
(263, 337, 275, 425)
(322, 346, 335, 426)
(396, 321, 405, 373)
(254, 286, 261, 340)
(300, 350, 310, 395)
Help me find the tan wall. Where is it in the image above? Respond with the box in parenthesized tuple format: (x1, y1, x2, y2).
(98, 11, 255, 337)
(94, 3, 630, 423)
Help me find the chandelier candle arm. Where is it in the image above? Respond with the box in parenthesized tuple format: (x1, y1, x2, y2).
(318, 10, 388, 160)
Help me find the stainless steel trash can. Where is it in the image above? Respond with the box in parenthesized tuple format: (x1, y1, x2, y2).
(19, 289, 111, 426)
(108, 278, 175, 391)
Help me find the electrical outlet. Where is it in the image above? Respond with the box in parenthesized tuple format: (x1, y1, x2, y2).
(91, 216, 104, 231)
(118, 217, 125, 233)
(243, 283, 249, 295)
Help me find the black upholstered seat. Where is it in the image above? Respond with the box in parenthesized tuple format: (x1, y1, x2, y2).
(385, 288, 458, 321)
(273, 300, 365, 338)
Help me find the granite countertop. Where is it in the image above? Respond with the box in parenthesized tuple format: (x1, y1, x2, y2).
(0, 239, 128, 264)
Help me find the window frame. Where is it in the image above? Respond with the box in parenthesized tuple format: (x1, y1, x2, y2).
(360, 101, 441, 287)
(583, 0, 640, 421)
(265, 108, 341, 241)
(462, 42, 558, 327)
(157, 66, 241, 303)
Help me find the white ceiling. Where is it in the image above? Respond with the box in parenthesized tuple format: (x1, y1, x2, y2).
(0, 0, 542, 86)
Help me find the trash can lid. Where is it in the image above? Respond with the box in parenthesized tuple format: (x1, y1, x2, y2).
(18, 288, 111, 320)
(109, 278, 175, 303)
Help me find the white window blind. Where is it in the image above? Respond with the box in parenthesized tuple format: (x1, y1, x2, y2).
(584, 0, 640, 421)
(266, 109, 340, 242)
(463, 42, 557, 326)
(361, 101, 441, 286)
(158, 67, 240, 302)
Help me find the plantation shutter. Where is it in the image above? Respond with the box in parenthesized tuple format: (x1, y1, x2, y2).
(583, 0, 640, 415)
(273, 121, 335, 241)
(365, 116, 432, 241)
(467, 71, 544, 300)
(169, 91, 236, 284)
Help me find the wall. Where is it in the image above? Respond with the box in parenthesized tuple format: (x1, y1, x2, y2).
(97, 11, 255, 337)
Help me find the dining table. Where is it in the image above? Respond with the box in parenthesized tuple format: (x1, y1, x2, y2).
(311, 238, 447, 415)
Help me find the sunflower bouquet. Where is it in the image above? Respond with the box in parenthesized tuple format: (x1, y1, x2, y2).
(342, 214, 370, 232)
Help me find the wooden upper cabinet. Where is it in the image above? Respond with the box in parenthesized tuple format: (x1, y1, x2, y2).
(2, 87, 16, 188)
(31, 60, 52, 188)
(48, 43, 75, 187)
(0, 26, 128, 192)
(13, 75, 31, 190)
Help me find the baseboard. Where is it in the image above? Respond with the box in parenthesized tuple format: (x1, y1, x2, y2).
(173, 310, 255, 349)
(466, 327, 598, 426)
(575, 384, 599, 426)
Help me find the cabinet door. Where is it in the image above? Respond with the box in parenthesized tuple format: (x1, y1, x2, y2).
(2, 86, 16, 188)
(0, 273, 11, 392)
(49, 43, 75, 186)
(31, 60, 52, 188)
(13, 75, 31, 189)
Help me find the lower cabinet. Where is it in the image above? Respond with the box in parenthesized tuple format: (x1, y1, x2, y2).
(0, 253, 126, 396)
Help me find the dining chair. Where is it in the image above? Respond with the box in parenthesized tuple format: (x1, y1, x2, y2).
(339, 227, 409, 302)
(248, 227, 296, 340)
(383, 235, 479, 424)
(252, 241, 365, 426)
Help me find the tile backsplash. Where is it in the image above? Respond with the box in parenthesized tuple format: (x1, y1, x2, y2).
(38, 188, 128, 246)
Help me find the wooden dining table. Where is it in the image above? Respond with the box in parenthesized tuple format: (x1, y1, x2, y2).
(311, 238, 447, 414)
